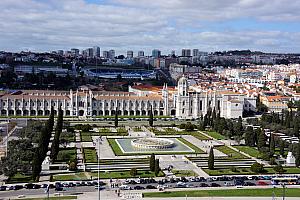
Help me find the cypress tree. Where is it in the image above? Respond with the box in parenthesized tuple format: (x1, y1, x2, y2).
(114, 108, 118, 128)
(50, 108, 63, 161)
(150, 153, 155, 172)
(154, 159, 160, 176)
(269, 133, 275, 156)
(296, 143, 300, 167)
(257, 128, 266, 150)
(245, 126, 255, 146)
(293, 117, 299, 137)
(279, 140, 285, 157)
(149, 106, 154, 127)
(208, 147, 214, 170)
(32, 108, 55, 181)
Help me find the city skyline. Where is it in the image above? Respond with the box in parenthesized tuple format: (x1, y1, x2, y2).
(1, 0, 300, 53)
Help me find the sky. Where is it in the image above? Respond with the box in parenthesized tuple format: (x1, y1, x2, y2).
(1, 0, 300, 54)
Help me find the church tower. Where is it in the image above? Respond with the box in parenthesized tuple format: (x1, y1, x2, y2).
(162, 83, 169, 116)
(176, 75, 190, 118)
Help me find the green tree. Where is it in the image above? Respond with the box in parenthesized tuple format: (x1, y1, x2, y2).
(50, 108, 63, 161)
(154, 159, 160, 176)
(269, 133, 275, 156)
(296, 143, 300, 167)
(273, 164, 285, 173)
(250, 162, 264, 173)
(208, 147, 214, 170)
(114, 108, 118, 128)
(185, 122, 194, 131)
(150, 154, 155, 172)
(130, 168, 137, 176)
(257, 128, 266, 150)
(149, 107, 154, 127)
(244, 126, 255, 146)
(279, 140, 285, 157)
(293, 117, 299, 137)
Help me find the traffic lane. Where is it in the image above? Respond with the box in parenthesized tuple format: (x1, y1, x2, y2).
(0, 186, 95, 198)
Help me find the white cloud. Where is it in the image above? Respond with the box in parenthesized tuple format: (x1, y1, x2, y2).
(0, 0, 299, 53)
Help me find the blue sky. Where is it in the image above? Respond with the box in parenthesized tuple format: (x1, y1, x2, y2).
(0, 0, 300, 54)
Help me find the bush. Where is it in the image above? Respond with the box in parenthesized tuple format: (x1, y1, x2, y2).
(273, 164, 286, 173)
(68, 162, 77, 171)
(185, 122, 195, 131)
(49, 175, 53, 182)
(250, 162, 265, 173)
(75, 124, 91, 132)
(230, 166, 237, 172)
(269, 157, 277, 165)
(130, 168, 137, 176)
(179, 123, 186, 129)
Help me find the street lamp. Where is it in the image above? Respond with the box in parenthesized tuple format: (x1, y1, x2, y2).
(96, 136, 101, 200)
(281, 183, 286, 200)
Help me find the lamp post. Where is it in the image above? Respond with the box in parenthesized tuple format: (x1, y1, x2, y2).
(282, 183, 286, 200)
(96, 137, 101, 200)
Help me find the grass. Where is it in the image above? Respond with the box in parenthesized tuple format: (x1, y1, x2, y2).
(7, 173, 32, 184)
(117, 127, 128, 134)
(13, 197, 77, 200)
(215, 146, 247, 159)
(107, 138, 204, 156)
(93, 170, 164, 179)
(60, 132, 76, 143)
(133, 127, 143, 132)
(80, 132, 92, 142)
(204, 167, 300, 176)
(143, 188, 300, 198)
(204, 131, 226, 140)
(99, 128, 111, 133)
(56, 148, 76, 162)
(234, 145, 262, 158)
(190, 132, 211, 140)
(83, 148, 97, 163)
(172, 170, 198, 177)
(53, 172, 89, 181)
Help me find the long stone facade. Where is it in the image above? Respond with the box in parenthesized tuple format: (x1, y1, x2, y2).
(0, 76, 256, 118)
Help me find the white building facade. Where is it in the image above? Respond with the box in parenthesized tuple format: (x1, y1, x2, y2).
(0, 76, 256, 119)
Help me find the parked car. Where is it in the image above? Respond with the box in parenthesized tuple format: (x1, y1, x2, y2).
(146, 185, 156, 189)
(25, 183, 35, 189)
(210, 183, 221, 187)
(244, 182, 256, 186)
(0, 186, 7, 191)
(133, 186, 145, 190)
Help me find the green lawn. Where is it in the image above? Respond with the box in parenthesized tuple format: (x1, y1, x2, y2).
(94, 170, 164, 179)
(56, 148, 76, 162)
(234, 145, 262, 158)
(60, 132, 75, 143)
(108, 138, 204, 156)
(204, 167, 300, 176)
(172, 170, 198, 177)
(7, 173, 32, 184)
(204, 131, 226, 140)
(80, 132, 92, 142)
(215, 146, 247, 159)
(53, 172, 89, 181)
(83, 148, 98, 163)
(190, 132, 211, 140)
(13, 196, 77, 200)
(143, 188, 300, 198)
(133, 127, 143, 132)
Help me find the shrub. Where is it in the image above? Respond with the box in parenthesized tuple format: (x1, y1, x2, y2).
(130, 168, 137, 176)
(179, 123, 186, 129)
(250, 162, 265, 173)
(269, 157, 277, 165)
(230, 166, 237, 172)
(68, 162, 77, 171)
(273, 164, 286, 173)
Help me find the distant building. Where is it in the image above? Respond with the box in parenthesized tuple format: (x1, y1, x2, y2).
(152, 49, 161, 58)
(71, 48, 79, 57)
(127, 50, 133, 58)
(193, 49, 199, 57)
(109, 50, 115, 59)
(57, 50, 64, 56)
(93, 46, 100, 57)
(87, 48, 94, 57)
(138, 51, 144, 57)
(171, 50, 176, 56)
(181, 49, 191, 57)
(102, 51, 109, 58)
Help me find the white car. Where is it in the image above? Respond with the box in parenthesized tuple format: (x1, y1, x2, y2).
(120, 185, 131, 190)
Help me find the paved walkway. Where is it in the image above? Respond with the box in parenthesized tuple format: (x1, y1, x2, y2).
(182, 135, 227, 157)
(75, 131, 85, 170)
